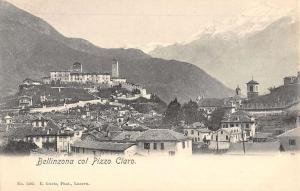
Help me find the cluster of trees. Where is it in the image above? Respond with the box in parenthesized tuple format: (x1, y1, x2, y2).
(163, 98, 227, 130)
(163, 99, 207, 125)
(1, 141, 37, 155)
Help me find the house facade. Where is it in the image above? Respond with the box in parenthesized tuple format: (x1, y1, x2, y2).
(278, 127, 300, 152)
(183, 125, 211, 143)
(220, 110, 256, 140)
(135, 129, 192, 156)
(209, 127, 246, 150)
(18, 95, 33, 108)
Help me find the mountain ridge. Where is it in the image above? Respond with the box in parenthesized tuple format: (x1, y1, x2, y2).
(0, 0, 234, 103)
(150, 15, 299, 94)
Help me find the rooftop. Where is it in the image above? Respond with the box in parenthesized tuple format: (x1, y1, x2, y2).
(112, 131, 143, 142)
(197, 98, 223, 107)
(246, 80, 259, 84)
(72, 140, 135, 151)
(277, 127, 300, 138)
(136, 129, 188, 142)
(221, 110, 254, 123)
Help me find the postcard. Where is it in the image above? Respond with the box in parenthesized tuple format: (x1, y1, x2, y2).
(0, 0, 299, 190)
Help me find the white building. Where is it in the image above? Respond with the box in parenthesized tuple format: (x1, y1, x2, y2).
(209, 127, 246, 150)
(3, 115, 13, 124)
(50, 71, 111, 84)
(18, 95, 33, 108)
(135, 129, 192, 156)
(112, 59, 119, 78)
(183, 123, 211, 143)
(220, 110, 256, 140)
(277, 127, 300, 152)
(14, 117, 83, 153)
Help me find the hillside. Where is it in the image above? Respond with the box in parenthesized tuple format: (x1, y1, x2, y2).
(150, 15, 299, 93)
(0, 0, 233, 103)
(245, 84, 300, 105)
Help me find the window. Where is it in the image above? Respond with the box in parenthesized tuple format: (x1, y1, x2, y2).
(230, 124, 234, 127)
(182, 142, 185, 149)
(191, 130, 194, 135)
(144, 143, 150, 149)
(221, 131, 223, 134)
(226, 135, 229, 140)
(153, 143, 157, 150)
(246, 124, 250, 128)
(250, 85, 253, 92)
(161, 143, 165, 150)
(75, 147, 79, 153)
(289, 139, 296, 146)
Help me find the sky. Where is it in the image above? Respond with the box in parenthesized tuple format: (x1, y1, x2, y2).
(6, 0, 298, 52)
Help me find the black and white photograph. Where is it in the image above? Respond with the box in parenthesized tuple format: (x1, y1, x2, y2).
(0, 0, 299, 190)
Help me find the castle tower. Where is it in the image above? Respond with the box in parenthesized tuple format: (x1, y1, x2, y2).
(112, 59, 119, 78)
(235, 85, 241, 96)
(72, 62, 82, 73)
(246, 77, 259, 99)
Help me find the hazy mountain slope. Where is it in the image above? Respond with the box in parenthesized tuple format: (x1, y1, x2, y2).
(150, 16, 299, 94)
(0, 0, 233, 102)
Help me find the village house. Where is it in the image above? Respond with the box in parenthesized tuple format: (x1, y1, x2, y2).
(277, 127, 300, 152)
(183, 122, 211, 143)
(283, 72, 300, 86)
(3, 115, 13, 124)
(18, 95, 33, 108)
(71, 140, 137, 156)
(11, 116, 82, 153)
(209, 127, 246, 150)
(220, 110, 256, 140)
(41, 76, 51, 84)
(253, 132, 273, 142)
(135, 129, 192, 156)
(111, 131, 143, 143)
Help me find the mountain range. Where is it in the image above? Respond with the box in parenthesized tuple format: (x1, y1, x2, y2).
(0, 0, 234, 103)
(150, 6, 299, 94)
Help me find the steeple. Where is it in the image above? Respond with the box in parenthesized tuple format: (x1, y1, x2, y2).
(235, 85, 241, 96)
(246, 77, 259, 99)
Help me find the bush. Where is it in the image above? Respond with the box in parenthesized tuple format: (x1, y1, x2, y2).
(2, 141, 38, 155)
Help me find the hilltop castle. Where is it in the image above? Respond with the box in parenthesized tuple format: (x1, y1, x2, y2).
(283, 72, 300, 86)
(42, 60, 126, 85)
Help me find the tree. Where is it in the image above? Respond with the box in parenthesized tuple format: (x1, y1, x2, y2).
(2, 141, 38, 155)
(182, 100, 207, 125)
(163, 98, 182, 125)
(208, 108, 228, 130)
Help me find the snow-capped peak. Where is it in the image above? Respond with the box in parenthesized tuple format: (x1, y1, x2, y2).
(182, 2, 295, 44)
